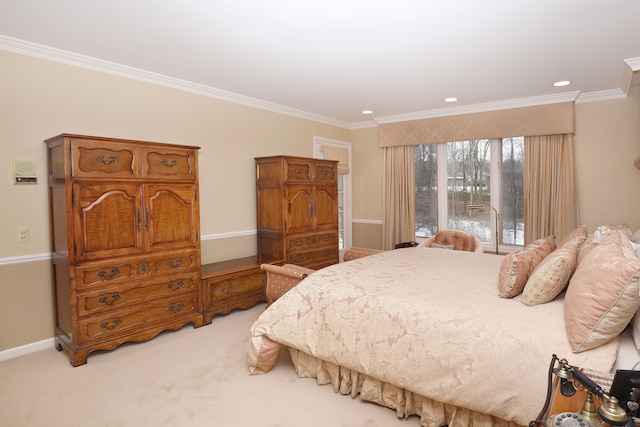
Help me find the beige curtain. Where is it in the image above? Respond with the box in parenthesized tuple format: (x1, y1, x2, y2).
(382, 145, 416, 250)
(524, 134, 578, 245)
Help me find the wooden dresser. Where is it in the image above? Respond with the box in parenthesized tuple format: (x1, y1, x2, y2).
(255, 155, 339, 270)
(45, 134, 202, 366)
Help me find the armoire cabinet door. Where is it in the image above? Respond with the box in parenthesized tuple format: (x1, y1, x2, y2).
(285, 185, 313, 233)
(144, 184, 199, 251)
(313, 186, 338, 230)
(73, 182, 144, 262)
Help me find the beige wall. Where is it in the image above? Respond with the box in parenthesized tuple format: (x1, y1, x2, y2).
(575, 87, 640, 231)
(351, 126, 384, 249)
(1, 48, 639, 352)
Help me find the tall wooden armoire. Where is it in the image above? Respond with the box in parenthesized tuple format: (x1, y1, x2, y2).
(255, 155, 339, 270)
(45, 134, 202, 366)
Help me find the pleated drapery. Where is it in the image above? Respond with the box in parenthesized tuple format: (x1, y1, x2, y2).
(382, 145, 416, 250)
(524, 134, 578, 245)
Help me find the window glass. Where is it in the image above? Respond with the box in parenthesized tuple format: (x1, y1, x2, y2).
(447, 140, 491, 236)
(415, 144, 438, 238)
(414, 137, 524, 249)
(500, 137, 524, 245)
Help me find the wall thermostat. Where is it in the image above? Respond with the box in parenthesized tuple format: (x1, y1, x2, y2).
(13, 159, 37, 184)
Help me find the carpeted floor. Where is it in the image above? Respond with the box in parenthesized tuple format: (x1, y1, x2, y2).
(0, 304, 421, 427)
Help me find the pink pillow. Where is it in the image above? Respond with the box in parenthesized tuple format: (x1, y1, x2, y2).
(558, 225, 587, 248)
(565, 230, 640, 352)
(498, 236, 556, 298)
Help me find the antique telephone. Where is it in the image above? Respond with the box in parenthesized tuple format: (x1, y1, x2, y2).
(547, 355, 633, 427)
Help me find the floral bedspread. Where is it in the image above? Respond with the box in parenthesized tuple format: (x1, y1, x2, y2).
(248, 248, 618, 425)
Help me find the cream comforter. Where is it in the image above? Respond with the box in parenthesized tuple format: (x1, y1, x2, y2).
(248, 248, 619, 426)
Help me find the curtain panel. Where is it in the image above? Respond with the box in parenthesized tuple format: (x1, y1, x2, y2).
(524, 134, 578, 246)
(378, 102, 575, 147)
(382, 145, 416, 250)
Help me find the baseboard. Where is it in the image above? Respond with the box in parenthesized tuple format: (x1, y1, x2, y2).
(0, 337, 55, 362)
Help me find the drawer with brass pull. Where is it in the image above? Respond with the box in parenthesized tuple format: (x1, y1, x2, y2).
(75, 249, 198, 290)
(77, 271, 198, 316)
(78, 292, 200, 344)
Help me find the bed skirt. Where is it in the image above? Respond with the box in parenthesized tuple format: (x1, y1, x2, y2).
(288, 347, 526, 427)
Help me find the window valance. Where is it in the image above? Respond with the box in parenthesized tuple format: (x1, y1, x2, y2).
(378, 102, 575, 147)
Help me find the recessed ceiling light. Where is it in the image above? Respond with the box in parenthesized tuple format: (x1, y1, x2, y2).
(444, 97, 458, 103)
(553, 80, 571, 87)
(361, 110, 374, 115)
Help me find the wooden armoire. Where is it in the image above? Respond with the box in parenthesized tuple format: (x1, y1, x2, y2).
(45, 134, 202, 366)
(255, 155, 339, 270)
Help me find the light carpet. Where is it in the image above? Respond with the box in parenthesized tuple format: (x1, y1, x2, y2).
(0, 304, 421, 427)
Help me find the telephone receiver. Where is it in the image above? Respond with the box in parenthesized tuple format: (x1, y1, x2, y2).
(551, 355, 633, 427)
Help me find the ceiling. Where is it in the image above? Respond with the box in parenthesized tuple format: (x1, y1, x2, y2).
(1, 0, 640, 128)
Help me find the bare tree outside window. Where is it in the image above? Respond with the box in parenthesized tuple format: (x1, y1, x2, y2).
(501, 137, 524, 245)
(415, 144, 438, 237)
(415, 138, 525, 248)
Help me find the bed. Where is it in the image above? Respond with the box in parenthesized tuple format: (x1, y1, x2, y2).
(248, 226, 640, 426)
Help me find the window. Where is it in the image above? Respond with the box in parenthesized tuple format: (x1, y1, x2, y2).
(314, 136, 352, 252)
(415, 137, 524, 250)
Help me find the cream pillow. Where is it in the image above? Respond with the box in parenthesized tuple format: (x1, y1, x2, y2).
(498, 236, 556, 298)
(564, 230, 640, 353)
(522, 236, 584, 306)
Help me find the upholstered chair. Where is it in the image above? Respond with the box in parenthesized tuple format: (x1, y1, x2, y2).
(417, 230, 485, 253)
(261, 264, 315, 307)
(343, 247, 384, 261)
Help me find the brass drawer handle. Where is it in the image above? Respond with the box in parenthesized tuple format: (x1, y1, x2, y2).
(167, 280, 184, 291)
(161, 159, 179, 168)
(294, 239, 305, 246)
(294, 255, 305, 263)
(99, 293, 121, 306)
(167, 258, 184, 268)
(320, 169, 328, 175)
(220, 285, 233, 294)
(168, 303, 184, 313)
(100, 319, 122, 331)
(140, 262, 149, 273)
(294, 168, 303, 174)
(96, 154, 117, 164)
(97, 268, 120, 280)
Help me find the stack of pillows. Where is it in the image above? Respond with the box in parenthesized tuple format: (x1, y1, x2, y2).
(498, 224, 640, 353)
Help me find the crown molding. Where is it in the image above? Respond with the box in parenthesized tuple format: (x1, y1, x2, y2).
(622, 57, 640, 95)
(3, 35, 637, 131)
(373, 92, 581, 125)
(0, 35, 352, 129)
(576, 88, 628, 103)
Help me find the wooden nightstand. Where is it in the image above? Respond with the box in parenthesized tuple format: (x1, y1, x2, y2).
(202, 256, 282, 325)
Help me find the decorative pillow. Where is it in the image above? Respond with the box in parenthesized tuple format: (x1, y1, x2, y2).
(558, 225, 587, 248)
(521, 236, 584, 306)
(564, 230, 640, 353)
(578, 225, 633, 265)
(577, 233, 597, 265)
(430, 243, 455, 250)
(498, 236, 556, 298)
